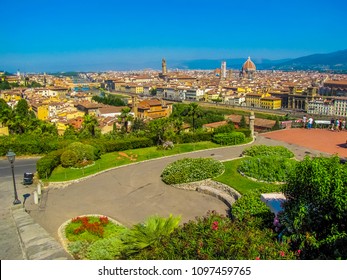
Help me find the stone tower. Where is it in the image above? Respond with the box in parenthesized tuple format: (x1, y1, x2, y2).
(162, 58, 167, 75)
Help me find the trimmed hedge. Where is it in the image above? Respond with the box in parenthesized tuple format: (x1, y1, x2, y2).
(37, 149, 63, 179)
(0, 135, 62, 156)
(242, 145, 294, 158)
(212, 132, 246, 145)
(161, 157, 225, 184)
(176, 131, 213, 143)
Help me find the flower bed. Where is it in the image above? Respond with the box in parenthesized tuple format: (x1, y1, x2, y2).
(161, 158, 225, 185)
(60, 214, 127, 259)
(242, 145, 294, 158)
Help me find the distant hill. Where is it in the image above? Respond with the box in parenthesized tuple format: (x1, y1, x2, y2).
(173, 58, 290, 70)
(173, 49, 347, 71)
(274, 49, 347, 71)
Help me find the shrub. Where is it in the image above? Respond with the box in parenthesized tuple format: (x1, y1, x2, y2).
(86, 237, 124, 260)
(242, 145, 294, 158)
(232, 186, 280, 225)
(281, 156, 347, 259)
(212, 132, 245, 145)
(177, 131, 213, 143)
(60, 150, 79, 167)
(235, 128, 252, 138)
(238, 156, 297, 183)
(161, 158, 225, 184)
(130, 211, 296, 260)
(121, 215, 181, 257)
(67, 142, 96, 161)
(36, 149, 63, 179)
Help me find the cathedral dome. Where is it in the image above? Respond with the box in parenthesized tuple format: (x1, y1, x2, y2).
(242, 56, 256, 72)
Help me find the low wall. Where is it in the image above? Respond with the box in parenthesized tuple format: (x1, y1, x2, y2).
(171, 179, 241, 208)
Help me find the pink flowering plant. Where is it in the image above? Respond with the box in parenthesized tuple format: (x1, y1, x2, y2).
(130, 211, 297, 260)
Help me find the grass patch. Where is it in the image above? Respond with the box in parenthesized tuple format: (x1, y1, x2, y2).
(47, 141, 227, 182)
(214, 158, 278, 194)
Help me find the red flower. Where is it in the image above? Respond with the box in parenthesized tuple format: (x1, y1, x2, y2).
(211, 221, 219, 231)
(279, 251, 285, 257)
(255, 257, 260, 260)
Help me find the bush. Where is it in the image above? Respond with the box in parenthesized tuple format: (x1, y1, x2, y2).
(238, 156, 297, 183)
(212, 132, 245, 145)
(177, 131, 213, 143)
(130, 211, 296, 260)
(161, 158, 225, 184)
(232, 186, 280, 225)
(36, 149, 63, 179)
(86, 237, 124, 260)
(242, 145, 294, 158)
(235, 128, 252, 138)
(60, 150, 79, 167)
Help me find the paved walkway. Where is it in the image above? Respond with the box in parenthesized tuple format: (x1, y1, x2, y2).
(2, 129, 342, 260)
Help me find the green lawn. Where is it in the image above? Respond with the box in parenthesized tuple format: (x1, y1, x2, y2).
(214, 158, 278, 194)
(48, 141, 227, 182)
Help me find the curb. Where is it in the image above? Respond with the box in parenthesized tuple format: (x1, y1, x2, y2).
(11, 206, 72, 260)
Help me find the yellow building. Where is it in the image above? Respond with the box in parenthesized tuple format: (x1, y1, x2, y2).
(245, 93, 262, 107)
(204, 91, 220, 102)
(0, 90, 22, 102)
(31, 103, 49, 121)
(135, 98, 172, 119)
(260, 97, 282, 110)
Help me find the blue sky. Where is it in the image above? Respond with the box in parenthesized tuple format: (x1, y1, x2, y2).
(1, 0, 346, 72)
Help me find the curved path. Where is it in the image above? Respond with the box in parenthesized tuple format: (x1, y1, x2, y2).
(26, 135, 331, 240)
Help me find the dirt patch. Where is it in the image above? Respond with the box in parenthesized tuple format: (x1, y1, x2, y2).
(117, 152, 138, 161)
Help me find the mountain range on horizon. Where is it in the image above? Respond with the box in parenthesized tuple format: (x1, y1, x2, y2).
(173, 49, 347, 71)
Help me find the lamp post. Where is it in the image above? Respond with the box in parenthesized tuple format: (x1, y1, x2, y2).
(6, 149, 21, 205)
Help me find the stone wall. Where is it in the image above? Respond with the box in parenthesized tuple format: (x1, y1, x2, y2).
(171, 179, 241, 208)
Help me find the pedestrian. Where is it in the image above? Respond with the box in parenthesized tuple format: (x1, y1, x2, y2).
(308, 117, 313, 129)
(335, 119, 340, 132)
(303, 115, 307, 128)
(330, 118, 335, 131)
(342, 119, 346, 130)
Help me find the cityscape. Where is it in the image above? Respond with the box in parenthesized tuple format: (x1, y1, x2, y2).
(1, 0, 347, 276)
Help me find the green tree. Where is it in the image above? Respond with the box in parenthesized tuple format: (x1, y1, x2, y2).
(239, 115, 247, 128)
(118, 107, 133, 133)
(147, 118, 171, 144)
(15, 99, 30, 118)
(81, 114, 99, 138)
(281, 156, 347, 259)
(187, 103, 202, 131)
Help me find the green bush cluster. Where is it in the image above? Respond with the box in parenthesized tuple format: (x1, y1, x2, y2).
(235, 128, 252, 138)
(161, 158, 225, 185)
(66, 215, 180, 260)
(0, 135, 61, 156)
(36, 150, 63, 179)
(97, 137, 154, 153)
(212, 132, 246, 145)
(131, 211, 296, 260)
(232, 186, 280, 224)
(242, 145, 294, 158)
(238, 156, 297, 183)
(60, 142, 99, 168)
(176, 131, 213, 143)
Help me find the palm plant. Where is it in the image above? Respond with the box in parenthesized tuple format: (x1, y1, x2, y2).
(118, 107, 133, 133)
(122, 214, 181, 256)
